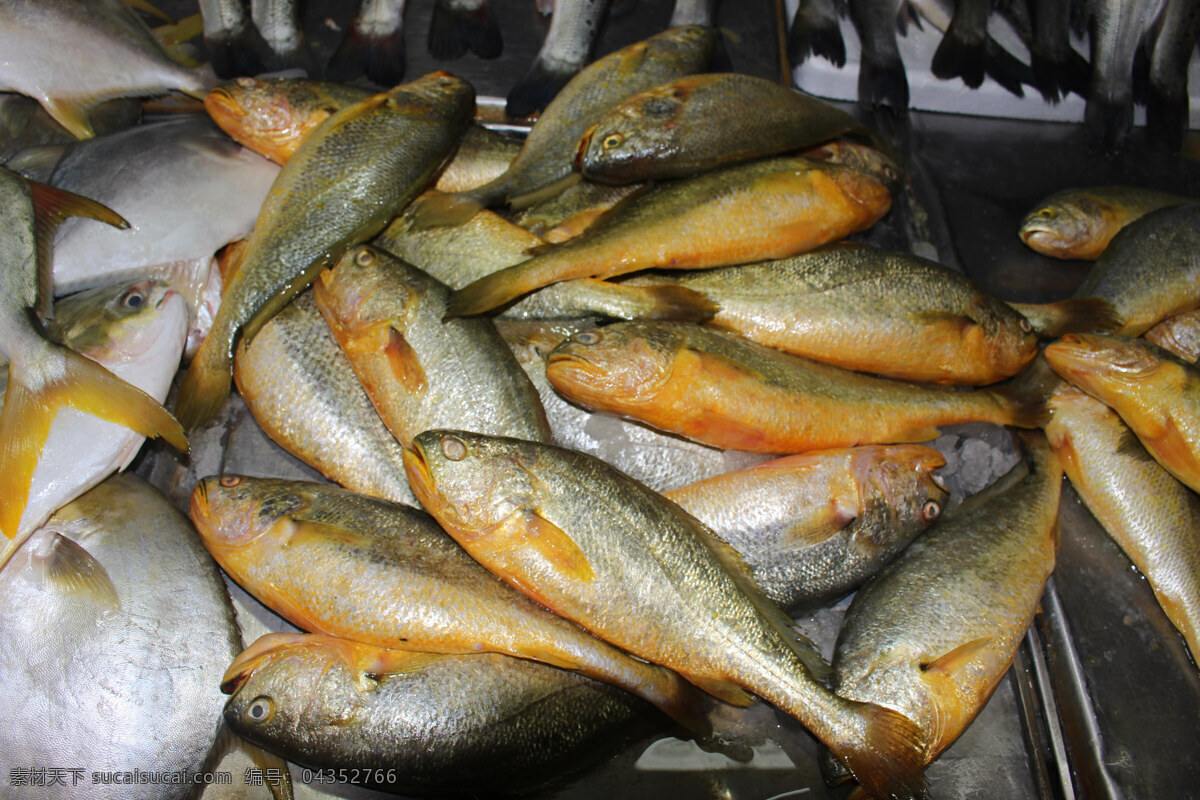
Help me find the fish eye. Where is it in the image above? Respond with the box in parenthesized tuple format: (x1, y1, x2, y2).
(219, 475, 244, 488)
(574, 331, 601, 345)
(1037, 208, 1055, 219)
(440, 436, 467, 461)
(235, 77, 257, 89)
(921, 500, 942, 523)
(1019, 318, 1033, 333)
(355, 248, 375, 267)
(602, 133, 624, 151)
(245, 696, 274, 724)
(120, 288, 146, 309)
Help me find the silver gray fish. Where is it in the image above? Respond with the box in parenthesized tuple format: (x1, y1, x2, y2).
(1085, 0, 1168, 154)
(0, 0, 207, 139)
(1030, 0, 1089, 101)
(251, 0, 319, 74)
(0, 473, 241, 800)
(223, 634, 663, 796)
(0, 94, 140, 165)
(1147, 0, 1200, 151)
(507, 0, 612, 118)
(199, 0, 270, 78)
(848, 0, 910, 111)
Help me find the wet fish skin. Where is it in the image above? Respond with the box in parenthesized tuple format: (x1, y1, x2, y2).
(1045, 383, 1200, 666)
(412, 24, 715, 227)
(1045, 333, 1200, 495)
(190, 475, 709, 734)
(1085, 0, 1168, 155)
(205, 77, 374, 165)
(1145, 308, 1200, 363)
(0, 280, 187, 561)
(0, 473, 241, 800)
(446, 156, 891, 317)
(0, 0, 207, 139)
(404, 429, 931, 800)
(1069, 202, 1200, 335)
(199, 0, 271, 79)
(233, 290, 417, 506)
(50, 116, 280, 301)
(507, 0, 611, 118)
(664, 445, 948, 610)
(545, 321, 1045, 454)
(224, 634, 661, 796)
(176, 72, 475, 431)
(613, 244, 1043, 385)
(1018, 185, 1192, 261)
(327, 0, 408, 87)
(576, 73, 878, 185)
(0, 167, 187, 541)
(312, 244, 552, 447)
(831, 432, 1060, 771)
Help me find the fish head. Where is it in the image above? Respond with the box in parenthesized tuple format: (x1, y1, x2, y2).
(851, 445, 949, 547)
(190, 475, 309, 555)
(544, 324, 677, 411)
(802, 140, 901, 190)
(316, 246, 425, 333)
(46, 280, 186, 366)
(1018, 195, 1104, 258)
(405, 430, 539, 539)
(577, 82, 692, 184)
(821, 161, 893, 220)
(1044, 333, 1166, 393)
(223, 633, 372, 745)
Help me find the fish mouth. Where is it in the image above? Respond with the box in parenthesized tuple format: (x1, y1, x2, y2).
(221, 633, 310, 694)
(401, 443, 439, 511)
(189, 479, 212, 528)
(203, 89, 246, 121)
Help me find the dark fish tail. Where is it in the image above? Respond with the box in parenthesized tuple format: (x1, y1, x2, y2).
(1147, 84, 1189, 153)
(1084, 93, 1134, 158)
(507, 61, 575, 118)
(175, 321, 235, 430)
(988, 356, 1060, 429)
(788, 10, 848, 67)
(982, 37, 1032, 97)
(427, 0, 469, 59)
(857, 55, 909, 113)
(1008, 298, 1121, 339)
(205, 21, 271, 79)
(931, 30, 987, 89)
(328, 24, 407, 86)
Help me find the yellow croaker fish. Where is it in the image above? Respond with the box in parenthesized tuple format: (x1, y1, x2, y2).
(1068, 202, 1200, 336)
(404, 429, 931, 800)
(0, 167, 186, 542)
(828, 433, 1060, 786)
(663, 445, 948, 610)
(604, 244, 1110, 384)
(446, 156, 891, 317)
(576, 72, 883, 184)
(312, 244, 551, 448)
(233, 291, 417, 506)
(205, 75, 518, 190)
(411, 25, 716, 228)
(1045, 333, 1200, 495)
(1019, 185, 1192, 260)
(176, 72, 475, 430)
(546, 321, 1046, 454)
(222, 634, 662, 797)
(190, 476, 709, 737)
(1045, 383, 1200, 665)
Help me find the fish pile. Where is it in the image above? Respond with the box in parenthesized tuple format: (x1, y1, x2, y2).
(1, 6, 1197, 800)
(790, 0, 1200, 155)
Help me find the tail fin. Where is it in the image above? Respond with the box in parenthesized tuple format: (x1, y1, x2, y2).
(857, 56, 909, 113)
(831, 702, 930, 800)
(327, 23, 405, 86)
(0, 349, 187, 538)
(931, 30, 986, 88)
(987, 356, 1059, 430)
(427, 0, 469, 60)
(788, 8, 847, 67)
(174, 327, 234, 430)
(428, 0, 502, 60)
(1008, 297, 1121, 338)
(408, 190, 487, 230)
(507, 59, 574, 118)
(204, 22, 271, 79)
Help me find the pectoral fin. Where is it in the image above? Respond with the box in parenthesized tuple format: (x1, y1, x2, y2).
(920, 637, 993, 676)
(386, 326, 426, 393)
(518, 510, 596, 583)
(31, 531, 119, 609)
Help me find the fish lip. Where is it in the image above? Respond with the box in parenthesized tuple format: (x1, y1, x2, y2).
(575, 125, 596, 172)
(157, 288, 180, 310)
(546, 351, 594, 371)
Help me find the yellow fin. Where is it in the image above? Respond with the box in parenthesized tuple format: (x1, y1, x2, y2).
(831, 702, 929, 800)
(360, 648, 448, 678)
(241, 255, 334, 347)
(920, 637, 993, 676)
(507, 172, 583, 212)
(908, 310, 976, 334)
(175, 331, 232, 430)
(32, 531, 119, 609)
(284, 518, 374, 551)
(155, 13, 202, 46)
(39, 96, 95, 140)
(783, 509, 855, 548)
(0, 350, 185, 537)
(408, 191, 485, 229)
(27, 180, 129, 319)
(386, 327, 426, 393)
(682, 672, 755, 707)
(126, 0, 173, 23)
(514, 510, 596, 584)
